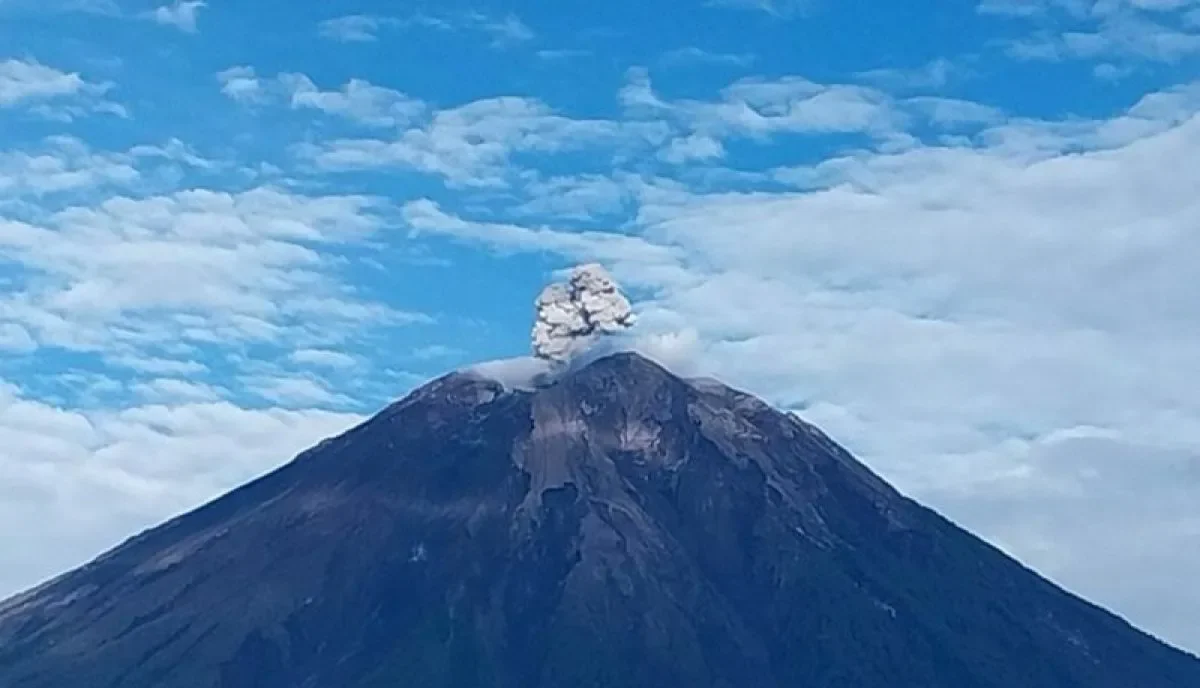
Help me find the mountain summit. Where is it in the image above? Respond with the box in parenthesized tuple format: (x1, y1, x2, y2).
(1, 352, 1197, 687)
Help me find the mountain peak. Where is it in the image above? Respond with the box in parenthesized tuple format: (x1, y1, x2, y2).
(569, 349, 671, 378)
(2, 353, 1199, 688)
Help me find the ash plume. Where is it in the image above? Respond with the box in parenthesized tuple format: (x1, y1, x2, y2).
(531, 263, 635, 364)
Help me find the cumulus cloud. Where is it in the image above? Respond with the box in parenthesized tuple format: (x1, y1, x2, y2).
(289, 348, 358, 369)
(0, 136, 212, 202)
(532, 264, 636, 363)
(146, 1, 205, 33)
(0, 59, 121, 118)
(0, 136, 138, 197)
(318, 15, 391, 42)
(0, 59, 88, 107)
(218, 68, 424, 127)
(105, 355, 207, 376)
(472, 12, 535, 46)
(619, 68, 908, 154)
(221, 74, 667, 187)
(316, 11, 532, 48)
(280, 73, 423, 127)
(302, 96, 665, 186)
(983, 0, 1200, 63)
(516, 174, 631, 219)
(659, 133, 726, 164)
(215, 66, 262, 103)
(132, 378, 223, 403)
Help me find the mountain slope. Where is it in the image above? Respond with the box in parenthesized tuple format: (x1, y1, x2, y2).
(1, 352, 1197, 688)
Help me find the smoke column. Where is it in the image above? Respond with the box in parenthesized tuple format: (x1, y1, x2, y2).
(531, 264, 635, 363)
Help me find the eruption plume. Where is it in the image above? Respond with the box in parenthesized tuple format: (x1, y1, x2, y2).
(531, 264, 635, 363)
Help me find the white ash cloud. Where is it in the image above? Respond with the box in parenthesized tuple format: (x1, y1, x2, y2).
(531, 263, 635, 363)
(465, 356, 554, 391)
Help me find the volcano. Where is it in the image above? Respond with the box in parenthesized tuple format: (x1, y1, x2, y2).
(1, 352, 1197, 687)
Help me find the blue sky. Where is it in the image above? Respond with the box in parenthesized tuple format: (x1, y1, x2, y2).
(1, 0, 1199, 654)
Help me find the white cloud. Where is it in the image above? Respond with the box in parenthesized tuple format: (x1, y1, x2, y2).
(128, 138, 215, 169)
(132, 377, 223, 402)
(105, 354, 208, 376)
(985, 0, 1200, 62)
(466, 356, 553, 390)
(707, 0, 811, 17)
(471, 12, 535, 46)
(278, 73, 424, 127)
(1047, 22, 1200, 62)
(906, 96, 1004, 126)
(286, 70, 910, 185)
(0, 136, 215, 208)
(983, 0, 1200, 15)
(0, 59, 87, 106)
(316, 11, 533, 48)
(215, 66, 262, 103)
(243, 373, 352, 407)
(146, 0, 204, 33)
(0, 186, 425, 356)
(659, 133, 726, 164)
(0, 59, 120, 118)
(0, 0, 122, 15)
(303, 97, 665, 186)
(403, 198, 680, 269)
(857, 58, 965, 91)
(0, 382, 363, 598)
(289, 348, 358, 369)
(621, 68, 903, 140)
(318, 14, 391, 42)
(662, 47, 756, 67)
(0, 136, 138, 197)
(1093, 61, 1137, 79)
(931, 433, 1200, 651)
(219, 68, 424, 127)
(516, 173, 631, 219)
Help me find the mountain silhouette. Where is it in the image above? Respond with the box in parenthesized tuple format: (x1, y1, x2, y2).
(1, 352, 1197, 687)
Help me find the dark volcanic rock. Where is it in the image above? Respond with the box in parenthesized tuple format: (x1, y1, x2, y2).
(1, 352, 1198, 687)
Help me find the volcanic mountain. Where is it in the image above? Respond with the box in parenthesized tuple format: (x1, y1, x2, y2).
(1, 353, 1197, 687)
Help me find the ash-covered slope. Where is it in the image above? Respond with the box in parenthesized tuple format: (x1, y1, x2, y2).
(1, 353, 1197, 688)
